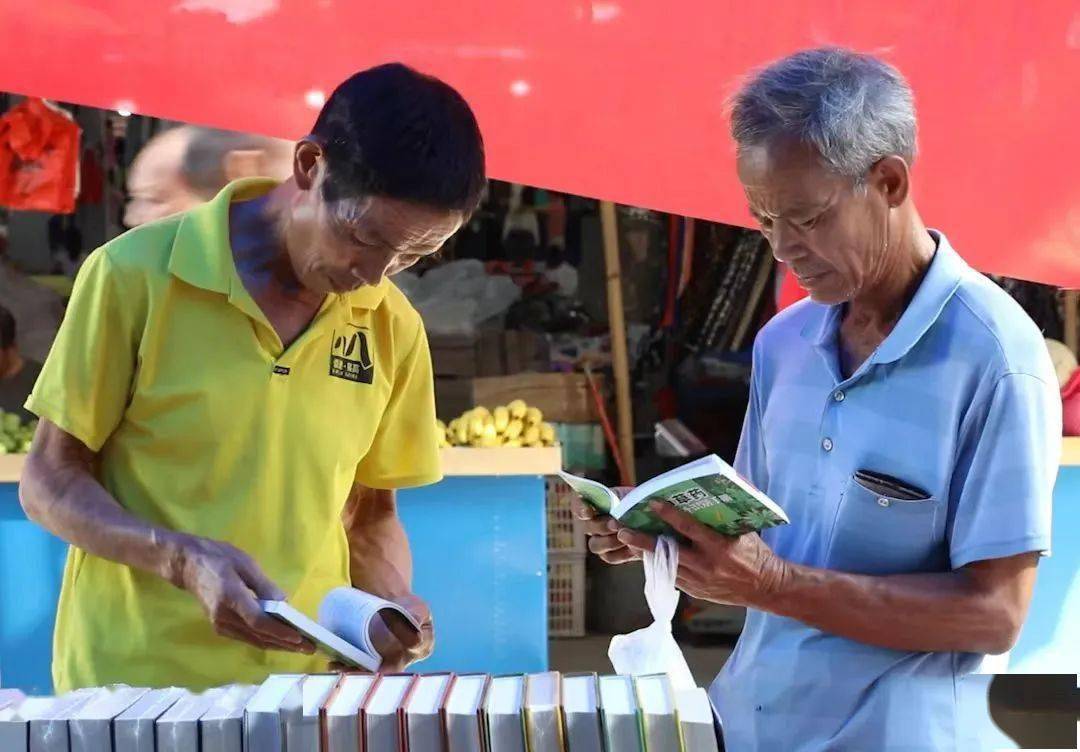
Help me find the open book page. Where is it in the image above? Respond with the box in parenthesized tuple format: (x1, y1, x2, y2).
(556, 471, 620, 515)
(317, 587, 421, 657)
(615, 455, 788, 536)
(260, 601, 380, 672)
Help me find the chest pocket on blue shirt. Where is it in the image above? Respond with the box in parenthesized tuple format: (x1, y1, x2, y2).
(827, 476, 940, 575)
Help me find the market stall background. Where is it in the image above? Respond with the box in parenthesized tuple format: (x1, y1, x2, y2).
(0, 0, 1076, 288)
(0, 7, 1077, 745)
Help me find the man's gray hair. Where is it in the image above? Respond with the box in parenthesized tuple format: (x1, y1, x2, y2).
(730, 47, 917, 181)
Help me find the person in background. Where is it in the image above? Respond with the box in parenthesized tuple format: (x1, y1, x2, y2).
(124, 125, 293, 228)
(0, 303, 41, 421)
(20, 62, 485, 692)
(578, 48, 1060, 750)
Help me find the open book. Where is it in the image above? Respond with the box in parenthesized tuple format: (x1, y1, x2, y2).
(261, 587, 421, 672)
(560, 454, 788, 536)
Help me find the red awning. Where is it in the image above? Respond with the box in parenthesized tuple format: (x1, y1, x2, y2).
(0, 0, 1076, 286)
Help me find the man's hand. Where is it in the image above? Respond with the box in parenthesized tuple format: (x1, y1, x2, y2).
(167, 533, 315, 654)
(616, 501, 787, 607)
(329, 594, 434, 674)
(573, 487, 640, 565)
(370, 594, 434, 672)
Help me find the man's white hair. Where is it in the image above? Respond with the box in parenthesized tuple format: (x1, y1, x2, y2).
(730, 47, 918, 182)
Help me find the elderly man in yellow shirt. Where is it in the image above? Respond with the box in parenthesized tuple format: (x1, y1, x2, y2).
(18, 62, 486, 692)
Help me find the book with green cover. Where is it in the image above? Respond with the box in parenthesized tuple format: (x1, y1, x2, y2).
(559, 454, 788, 536)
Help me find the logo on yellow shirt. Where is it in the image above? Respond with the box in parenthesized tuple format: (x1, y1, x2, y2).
(330, 327, 374, 384)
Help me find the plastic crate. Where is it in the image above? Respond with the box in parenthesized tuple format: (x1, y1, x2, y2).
(554, 423, 607, 472)
(546, 478, 587, 553)
(548, 552, 587, 637)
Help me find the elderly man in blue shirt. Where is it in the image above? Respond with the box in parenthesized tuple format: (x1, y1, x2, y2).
(577, 48, 1061, 750)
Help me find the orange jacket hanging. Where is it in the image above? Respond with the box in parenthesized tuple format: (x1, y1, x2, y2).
(0, 97, 80, 213)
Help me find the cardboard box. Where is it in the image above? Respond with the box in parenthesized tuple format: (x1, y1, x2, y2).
(429, 333, 480, 377)
(477, 329, 506, 377)
(430, 330, 550, 378)
(434, 377, 476, 421)
(472, 372, 607, 424)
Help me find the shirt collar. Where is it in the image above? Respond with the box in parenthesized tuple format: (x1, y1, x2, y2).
(801, 230, 969, 364)
(169, 178, 389, 312)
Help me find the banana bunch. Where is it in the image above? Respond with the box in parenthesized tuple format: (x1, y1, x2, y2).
(440, 399, 558, 448)
(0, 410, 37, 454)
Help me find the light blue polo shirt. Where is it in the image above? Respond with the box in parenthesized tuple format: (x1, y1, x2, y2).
(710, 231, 1061, 751)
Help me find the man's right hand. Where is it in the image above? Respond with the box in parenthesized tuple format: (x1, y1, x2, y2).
(573, 487, 642, 565)
(166, 533, 315, 654)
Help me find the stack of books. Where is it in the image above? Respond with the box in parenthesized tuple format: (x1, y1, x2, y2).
(0, 671, 719, 751)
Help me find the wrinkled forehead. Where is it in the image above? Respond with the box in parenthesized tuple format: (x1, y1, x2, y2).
(736, 139, 845, 214)
(325, 193, 464, 245)
(323, 193, 375, 224)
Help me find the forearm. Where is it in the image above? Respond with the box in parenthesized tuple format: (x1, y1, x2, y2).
(757, 561, 1019, 654)
(343, 487, 413, 598)
(19, 434, 181, 585)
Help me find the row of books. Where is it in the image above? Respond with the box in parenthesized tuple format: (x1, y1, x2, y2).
(0, 671, 719, 752)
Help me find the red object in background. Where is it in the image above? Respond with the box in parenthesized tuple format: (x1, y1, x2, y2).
(78, 147, 103, 205)
(0, 97, 79, 213)
(1061, 370, 1080, 437)
(0, 2, 1076, 286)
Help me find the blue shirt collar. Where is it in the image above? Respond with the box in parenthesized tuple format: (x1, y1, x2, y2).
(801, 230, 968, 365)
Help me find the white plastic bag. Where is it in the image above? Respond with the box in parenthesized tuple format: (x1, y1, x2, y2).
(608, 535, 696, 691)
(393, 260, 521, 336)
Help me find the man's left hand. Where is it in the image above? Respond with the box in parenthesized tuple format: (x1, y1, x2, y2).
(329, 593, 434, 673)
(616, 501, 788, 607)
(371, 593, 434, 672)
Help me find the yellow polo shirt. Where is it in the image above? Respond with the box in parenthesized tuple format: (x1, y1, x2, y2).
(26, 179, 441, 691)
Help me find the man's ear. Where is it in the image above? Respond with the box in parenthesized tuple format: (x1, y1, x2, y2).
(293, 139, 323, 190)
(870, 155, 911, 208)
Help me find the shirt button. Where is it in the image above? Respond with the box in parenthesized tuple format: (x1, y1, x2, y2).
(834, 390, 846, 402)
(877, 497, 891, 508)
(822, 437, 834, 452)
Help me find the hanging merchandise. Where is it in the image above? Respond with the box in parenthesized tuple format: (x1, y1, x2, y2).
(78, 146, 104, 205)
(678, 218, 695, 297)
(994, 277, 1065, 341)
(0, 98, 81, 213)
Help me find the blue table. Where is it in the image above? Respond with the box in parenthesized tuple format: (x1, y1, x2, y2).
(0, 448, 558, 693)
(1007, 442, 1080, 673)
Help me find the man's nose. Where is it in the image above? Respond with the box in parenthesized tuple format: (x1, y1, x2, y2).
(351, 249, 395, 287)
(767, 221, 801, 264)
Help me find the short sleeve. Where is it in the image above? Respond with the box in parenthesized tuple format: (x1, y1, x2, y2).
(354, 321, 442, 489)
(24, 249, 142, 452)
(948, 372, 1061, 569)
(735, 338, 769, 491)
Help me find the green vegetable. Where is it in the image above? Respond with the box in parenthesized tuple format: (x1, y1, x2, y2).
(0, 410, 37, 454)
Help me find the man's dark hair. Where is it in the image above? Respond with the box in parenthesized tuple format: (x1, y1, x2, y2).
(0, 305, 15, 351)
(312, 63, 486, 212)
(181, 127, 276, 199)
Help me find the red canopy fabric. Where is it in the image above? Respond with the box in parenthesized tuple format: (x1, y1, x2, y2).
(0, 0, 1076, 286)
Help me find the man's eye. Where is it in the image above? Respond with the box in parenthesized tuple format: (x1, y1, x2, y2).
(802, 209, 827, 230)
